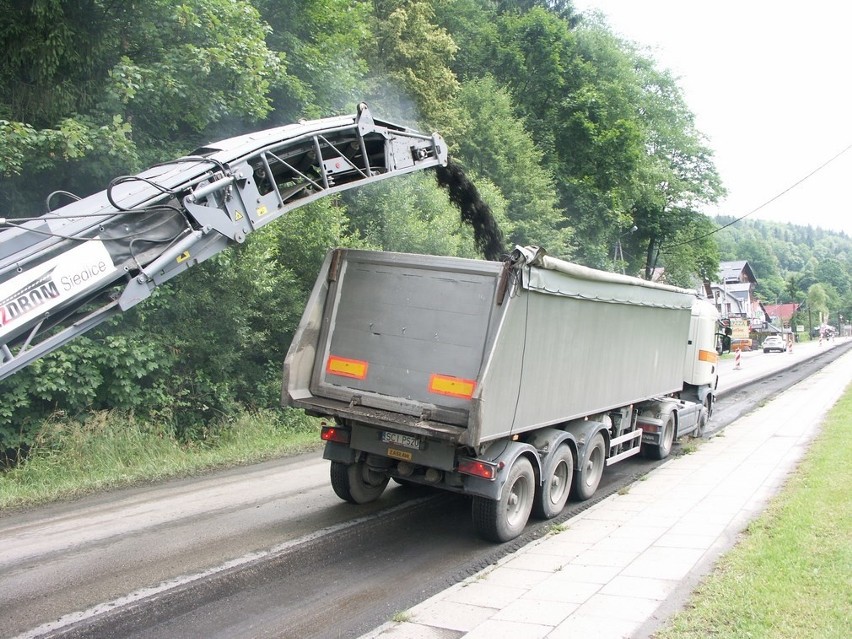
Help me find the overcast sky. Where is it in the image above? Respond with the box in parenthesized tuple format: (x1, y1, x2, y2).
(572, 0, 852, 236)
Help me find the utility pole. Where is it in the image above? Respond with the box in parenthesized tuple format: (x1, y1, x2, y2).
(613, 225, 637, 274)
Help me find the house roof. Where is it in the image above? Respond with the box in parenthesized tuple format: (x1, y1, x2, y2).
(764, 303, 800, 320)
(718, 260, 757, 284)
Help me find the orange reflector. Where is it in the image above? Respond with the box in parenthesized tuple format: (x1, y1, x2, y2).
(326, 355, 368, 380)
(698, 349, 718, 363)
(429, 374, 476, 399)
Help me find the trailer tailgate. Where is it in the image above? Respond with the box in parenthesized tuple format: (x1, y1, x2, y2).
(284, 250, 503, 428)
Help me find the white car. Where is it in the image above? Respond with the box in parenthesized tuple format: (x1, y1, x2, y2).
(762, 335, 786, 353)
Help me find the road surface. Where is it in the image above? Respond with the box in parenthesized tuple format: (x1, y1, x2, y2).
(1, 337, 848, 638)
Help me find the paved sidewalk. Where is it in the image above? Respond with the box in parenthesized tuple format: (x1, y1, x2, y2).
(365, 347, 852, 639)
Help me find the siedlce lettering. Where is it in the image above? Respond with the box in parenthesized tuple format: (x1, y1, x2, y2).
(61, 260, 108, 291)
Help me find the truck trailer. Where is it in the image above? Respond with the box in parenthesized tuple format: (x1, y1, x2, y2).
(283, 245, 719, 541)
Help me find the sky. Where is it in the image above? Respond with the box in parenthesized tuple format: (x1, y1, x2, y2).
(571, 0, 852, 236)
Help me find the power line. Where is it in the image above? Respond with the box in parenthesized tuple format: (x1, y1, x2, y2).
(663, 141, 852, 251)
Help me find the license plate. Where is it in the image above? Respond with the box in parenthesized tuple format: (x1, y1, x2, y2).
(380, 431, 422, 450)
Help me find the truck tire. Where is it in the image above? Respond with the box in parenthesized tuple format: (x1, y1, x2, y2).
(694, 407, 709, 438)
(471, 456, 535, 542)
(330, 461, 389, 504)
(532, 445, 573, 520)
(571, 431, 605, 501)
(644, 414, 675, 460)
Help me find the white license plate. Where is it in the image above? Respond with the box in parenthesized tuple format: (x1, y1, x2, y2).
(380, 431, 422, 450)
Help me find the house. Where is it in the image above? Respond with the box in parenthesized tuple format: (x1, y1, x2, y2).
(764, 303, 800, 328)
(709, 261, 763, 323)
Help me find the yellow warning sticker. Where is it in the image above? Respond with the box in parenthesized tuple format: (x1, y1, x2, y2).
(429, 374, 476, 399)
(326, 355, 369, 380)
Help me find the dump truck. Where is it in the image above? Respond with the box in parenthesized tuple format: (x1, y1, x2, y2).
(283, 245, 719, 541)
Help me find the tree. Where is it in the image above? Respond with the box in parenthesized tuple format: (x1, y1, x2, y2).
(625, 47, 724, 279)
(253, 0, 371, 121)
(432, 0, 499, 82)
(814, 257, 850, 297)
(807, 283, 830, 324)
(451, 76, 571, 255)
(556, 20, 725, 277)
(0, 0, 284, 214)
(486, 7, 579, 151)
(344, 170, 500, 258)
(786, 274, 803, 303)
(459, 8, 633, 267)
(656, 215, 720, 288)
(364, 0, 461, 128)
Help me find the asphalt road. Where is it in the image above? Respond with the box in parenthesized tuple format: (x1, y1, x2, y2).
(2, 338, 849, 639)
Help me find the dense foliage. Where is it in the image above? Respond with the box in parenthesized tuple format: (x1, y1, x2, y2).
(0, 1, 843, 451)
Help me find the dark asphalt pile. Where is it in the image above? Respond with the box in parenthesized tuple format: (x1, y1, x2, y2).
(435, 159, 504, 261)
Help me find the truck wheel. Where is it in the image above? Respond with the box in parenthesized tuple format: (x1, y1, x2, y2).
(694, 407, 709, 438)
(330, 461, 389, 504)
(471, 456, 535, 542)
(532, 446, 573, 520)
(644, 414, 675, 460)
(571, 432, 605, 501)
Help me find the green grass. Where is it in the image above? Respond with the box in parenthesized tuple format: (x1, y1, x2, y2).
(0, 409, 322, 511)
(679, 440, 700, 455)
(656, 383, 852, 639)
(391, 610, 412, 623)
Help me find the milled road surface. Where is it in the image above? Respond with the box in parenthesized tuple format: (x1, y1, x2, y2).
(1, 454, 413, 636)
(2, 338, 848, 639)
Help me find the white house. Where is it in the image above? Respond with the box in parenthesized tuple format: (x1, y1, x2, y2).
(710, 261, 767, 329)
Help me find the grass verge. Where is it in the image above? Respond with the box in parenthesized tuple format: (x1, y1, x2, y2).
(655, 383, 852, 639)
(0, 408, 322, 512)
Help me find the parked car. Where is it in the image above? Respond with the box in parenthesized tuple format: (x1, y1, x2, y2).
(762, 335, 786, 353)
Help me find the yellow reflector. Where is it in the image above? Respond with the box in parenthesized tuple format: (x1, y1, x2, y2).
(326, 355, 368, 380)
(429, 373, 476, 399)
(698, 349, 718, 363)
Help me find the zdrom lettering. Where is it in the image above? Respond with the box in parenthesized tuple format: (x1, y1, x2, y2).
(0, 281, 61, 325)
